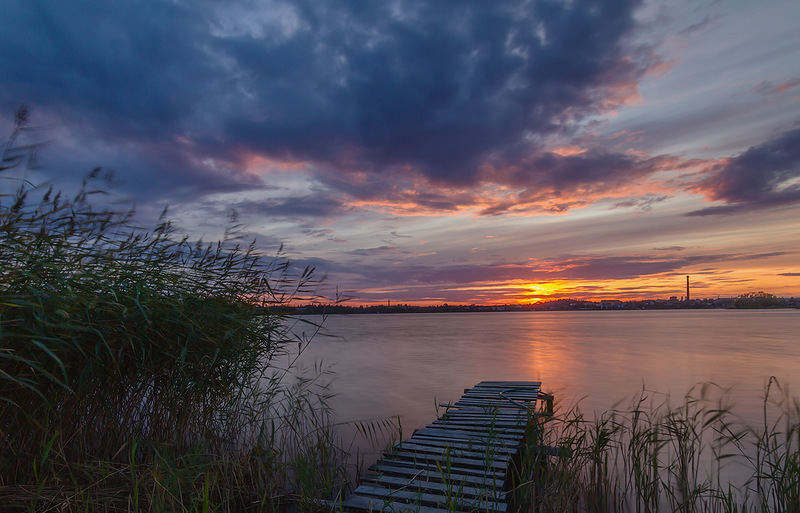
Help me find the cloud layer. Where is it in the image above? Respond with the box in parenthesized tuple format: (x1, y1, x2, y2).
(690, 127, 800, 215)
(1, 0, 665, 206)
(4, 0, 796, 218)
(2, 0, 799, 302)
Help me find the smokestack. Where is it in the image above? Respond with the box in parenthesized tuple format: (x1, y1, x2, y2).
(686, 276, 690, 303)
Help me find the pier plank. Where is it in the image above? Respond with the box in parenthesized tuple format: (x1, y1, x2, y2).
(426, 421, 525, 430)
(340, 494, 455, 513)
(370, 462, 504, 488)
(388, 449, 509, 470)
(337, 381, 545, 513)
(433, 420, 529, 429)
(350, 485, 507, 513)
(361, 474, 504, 501)
(400, 437, 518, 455)
(440, 404, 538, 415)
(373, 458, 506, 481)
(396, 441, 513, 462)
(414, 427, 519, 444)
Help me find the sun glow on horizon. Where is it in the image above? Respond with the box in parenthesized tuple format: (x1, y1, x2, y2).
(334, 265, 799, 307)
(519, 280, 573, 302)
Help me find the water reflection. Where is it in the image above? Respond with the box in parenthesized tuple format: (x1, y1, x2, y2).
(289, 310, 799, 459)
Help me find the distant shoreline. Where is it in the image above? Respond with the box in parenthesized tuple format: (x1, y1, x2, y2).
(275, 296, 799, 315)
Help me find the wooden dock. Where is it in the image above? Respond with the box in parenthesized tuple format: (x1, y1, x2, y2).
(338, 381, 551, 513)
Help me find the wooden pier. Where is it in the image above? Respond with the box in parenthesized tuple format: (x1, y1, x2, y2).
(338, 381, 551, 513)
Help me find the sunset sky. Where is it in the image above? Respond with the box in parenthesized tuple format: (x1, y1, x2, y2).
(2, 0, 799, 304)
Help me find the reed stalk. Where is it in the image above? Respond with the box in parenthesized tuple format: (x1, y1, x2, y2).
(515, 381, 799, 513)
(1, 107, 350, 512)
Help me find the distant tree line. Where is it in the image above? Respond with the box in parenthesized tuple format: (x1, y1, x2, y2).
(284, 293, 798, 314)
(734, 291, 784, 309)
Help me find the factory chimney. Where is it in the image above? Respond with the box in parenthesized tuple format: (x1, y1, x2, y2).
(686, 276, 690, 303)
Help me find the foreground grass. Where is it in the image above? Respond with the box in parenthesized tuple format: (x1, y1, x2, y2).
(1, 107, 352, 512)
(513, 379, 799, 513)
(1, 370, 351, 513)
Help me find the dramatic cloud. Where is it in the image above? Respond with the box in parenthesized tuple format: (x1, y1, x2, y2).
(478, 150, 684, 214)
(316, 251, 785, 290)
(611, 194, 669, 211)
(690, 127, 800, 215)
(307, 148, 689, 216)
(2, 0, 798, 302)
(1, 0, 658, 205)
(235, 193, 350, 218)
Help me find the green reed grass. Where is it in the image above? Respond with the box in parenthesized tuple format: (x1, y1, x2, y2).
(511, 380, 800, 513)
(0, 107, 351, 512)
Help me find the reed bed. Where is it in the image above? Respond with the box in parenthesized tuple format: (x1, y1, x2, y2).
(514, 379, 799, 513)
(1, 108, 351, 512)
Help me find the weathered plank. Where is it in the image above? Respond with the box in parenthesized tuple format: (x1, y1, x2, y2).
(436, 414, 532, 422)
(431, 421, 527, 433)
(362, 474, 504, 501)
(374, 458, 506, 481)
(462, 390, 539, 399)
(452, 398, 535, 407)
(370, 461, 505, 488)
(349, 485, 507, 513)
(400, 437, 518, 455)
(440, 404, 538, 415)
(387, 449, 509, 470)
(396, 441, 513, 462)
(430, 419, 526, 430)
(340, 494, 455, 513)
(470, 381, 542, 387)
(338, 381, 546, 513)
(413, 427, 520, 444)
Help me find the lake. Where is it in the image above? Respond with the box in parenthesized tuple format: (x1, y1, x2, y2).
(289, 309, 799, 460)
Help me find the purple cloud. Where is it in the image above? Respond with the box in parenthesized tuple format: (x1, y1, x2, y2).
(304, 251, 787, 293)
(234, 194, 350, 218)
(689, 126, 800, 215)
(0, 0, 659, 211)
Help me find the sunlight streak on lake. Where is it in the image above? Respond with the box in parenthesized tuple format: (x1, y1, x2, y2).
(289, 310, 799, 460)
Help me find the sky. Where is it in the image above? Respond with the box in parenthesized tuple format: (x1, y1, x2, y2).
(1, 0, 799, 305)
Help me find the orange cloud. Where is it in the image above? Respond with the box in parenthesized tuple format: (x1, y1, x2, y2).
(551, 145, 588, 157)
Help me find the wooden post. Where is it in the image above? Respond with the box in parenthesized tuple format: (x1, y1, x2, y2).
(538, 393, 554, 415)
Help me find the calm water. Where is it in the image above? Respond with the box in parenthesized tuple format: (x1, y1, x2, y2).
(290, 309, 799, 457)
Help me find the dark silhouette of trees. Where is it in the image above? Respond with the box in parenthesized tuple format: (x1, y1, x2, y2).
(735, 291, 781, 308)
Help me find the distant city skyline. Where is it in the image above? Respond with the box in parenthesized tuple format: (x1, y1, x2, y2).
(331, 275, 783, 307)
(293, 293, 798, 312)
(2, 0, 799, 304)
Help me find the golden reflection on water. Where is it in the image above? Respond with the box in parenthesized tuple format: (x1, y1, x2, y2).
(292, 309, 799, 457)
(511, 310, 800, 417)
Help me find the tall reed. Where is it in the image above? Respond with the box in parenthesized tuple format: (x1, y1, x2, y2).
(0, 107, 349, 512)
(515, 381, 799, 513)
